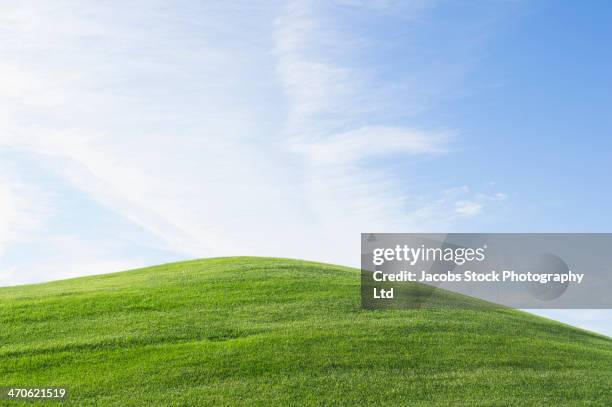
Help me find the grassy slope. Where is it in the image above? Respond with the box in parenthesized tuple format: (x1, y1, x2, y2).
(0, 257, 610, 406)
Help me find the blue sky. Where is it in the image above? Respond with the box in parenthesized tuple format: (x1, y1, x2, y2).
(0, 1, 610, 334)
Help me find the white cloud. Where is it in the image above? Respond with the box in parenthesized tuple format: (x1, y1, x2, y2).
(0, 0, 505, 283)
(0, 183, 19, 254)
(289, 126, 449, 164)
(454, 200, 483, 217)
(0, 173, 49, 255)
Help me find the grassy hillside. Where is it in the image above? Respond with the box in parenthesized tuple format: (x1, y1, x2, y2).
(0, 257, 610, 406)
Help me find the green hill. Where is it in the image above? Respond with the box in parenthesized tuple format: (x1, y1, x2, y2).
(0, 257, 610, 405)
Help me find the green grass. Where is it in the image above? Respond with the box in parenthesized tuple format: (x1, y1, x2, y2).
(0, 257, 610, 406)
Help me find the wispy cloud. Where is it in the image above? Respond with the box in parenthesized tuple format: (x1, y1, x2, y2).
(0, 170, 50, 255)
(289, 126, 449, 164)
(454, 200, 483, 217)
(0, 0, 505, 284)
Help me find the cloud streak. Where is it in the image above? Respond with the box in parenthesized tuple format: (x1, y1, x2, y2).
(0, 0, 504, 285)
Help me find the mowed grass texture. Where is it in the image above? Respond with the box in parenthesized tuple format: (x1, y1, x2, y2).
(0, 257, 610, 406)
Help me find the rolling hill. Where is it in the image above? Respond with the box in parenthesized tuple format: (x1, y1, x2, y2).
(0, 257, 610, 405)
